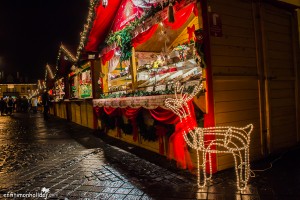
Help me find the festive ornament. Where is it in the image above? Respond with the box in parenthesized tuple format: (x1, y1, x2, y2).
(165, 81, 254, 190)
(187, 25, 195, 42)
(194, 29, 204, 44)
(102, 0, 108, 7)
(168, 2, 175, 23)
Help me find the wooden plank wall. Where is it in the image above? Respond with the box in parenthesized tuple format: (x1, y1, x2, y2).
(70, 101, 94, 129)
(209, 0, 262, 170)
(262, 4, 298, 151)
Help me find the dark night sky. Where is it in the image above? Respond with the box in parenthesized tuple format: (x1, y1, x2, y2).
(0, 0, 89, 82)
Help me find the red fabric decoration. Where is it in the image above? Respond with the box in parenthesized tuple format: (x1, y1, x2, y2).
(103, 107, 117, 115)
(85, 0, 122, 52)
(94, 100, 198, 170)
(187, 24, 195, 42)
(111, 0, 144, 32)
(103, 107, 122, 137)
(94, 106, 102, 117)
(163, 3, 195, 30)
(122, 107, 142, 141)
(149, 100, 196, 170)
(101, 49, 115, 65)
(132, 24, 159, 48)
(155, 124, 168, 155)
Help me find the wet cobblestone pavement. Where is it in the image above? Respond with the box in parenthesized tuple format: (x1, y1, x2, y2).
(0, 113, 300, 199)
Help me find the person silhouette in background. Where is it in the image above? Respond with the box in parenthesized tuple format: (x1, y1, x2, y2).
(31, 96, 38, 113)
(42, 91, 50, 120)
(6, 96, 14, 115)
(0, 97, 5, 115)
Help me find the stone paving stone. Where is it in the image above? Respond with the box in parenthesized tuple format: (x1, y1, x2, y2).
(124, 194, 143, 200)
(95, 192, 113, 199)
(109, 193, 127, 200)
(1, 113, 300, 199)
(129, 188, 144, 196)
(140, 195, 153, 200)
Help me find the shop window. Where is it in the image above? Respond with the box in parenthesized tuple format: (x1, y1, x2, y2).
(79, 69, 92, 98)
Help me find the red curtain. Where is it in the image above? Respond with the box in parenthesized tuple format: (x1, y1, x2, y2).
(103, 107, 117, 115)
(122, 107, 142, 141)
(149, 100, 196, 170)
(132, 24, 159, 48)
(94, 106, 102, 117)
(101, 49, 115, 65)
(103, 107, 122, 137)
(94, 101, 197, 170)
(163, 3, 196, 30)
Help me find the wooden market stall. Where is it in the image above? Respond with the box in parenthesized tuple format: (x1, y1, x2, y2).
(67, 60, 96, 129)
(50, 0, 299, 173)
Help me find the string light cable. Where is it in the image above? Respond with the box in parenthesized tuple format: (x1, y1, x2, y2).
(251, 145, 300, 172)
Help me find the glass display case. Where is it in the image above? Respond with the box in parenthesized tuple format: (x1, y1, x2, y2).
(106, 43, 202, 95)
(136, 44, 202, 92)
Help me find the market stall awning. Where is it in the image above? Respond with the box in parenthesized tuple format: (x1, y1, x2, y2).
(85, 0, 123, 52)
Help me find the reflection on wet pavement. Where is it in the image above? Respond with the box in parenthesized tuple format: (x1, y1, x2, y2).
(0, 113, 299, 199)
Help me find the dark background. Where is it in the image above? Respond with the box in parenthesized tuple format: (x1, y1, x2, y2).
(0, 0, 89, 82)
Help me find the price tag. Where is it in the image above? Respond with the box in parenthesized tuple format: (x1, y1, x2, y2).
(155, 85, 166, 91)
(146, 86, 154, 92)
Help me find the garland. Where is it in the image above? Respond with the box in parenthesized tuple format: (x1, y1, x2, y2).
(96, 107, 175, 142)
(97, 109, 133, 135)
(105, 1, 180, 61)
(137, 111, 157, 141)
(100, 84, 204, 99)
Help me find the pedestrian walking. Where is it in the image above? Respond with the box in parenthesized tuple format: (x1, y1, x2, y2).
(0, 97, 5, 115)
(6, 96, 14, 115)
(42, 91, 50, 120)
(30, 97, 38, 113)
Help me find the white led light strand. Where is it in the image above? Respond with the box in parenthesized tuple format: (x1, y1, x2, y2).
(61, 44, 77, 62)
(165, 81, 253, 190)
(46, 64, 54, 79)
(76, 0, 101, 60)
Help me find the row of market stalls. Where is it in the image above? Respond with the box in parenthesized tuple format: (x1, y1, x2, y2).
(44, 0, 299, 172)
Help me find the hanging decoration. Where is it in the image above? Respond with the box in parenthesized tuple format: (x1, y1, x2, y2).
(168, 2, 175, 23)
(187, 24, 195, 42)
(102, 0, 108, 7)
(194, 28, 206, 68)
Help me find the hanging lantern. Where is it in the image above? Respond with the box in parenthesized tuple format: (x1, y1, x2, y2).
(168, 2, 175, 23)
(102, 0, 108, 7)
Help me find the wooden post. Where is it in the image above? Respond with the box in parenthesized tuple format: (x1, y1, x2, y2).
(199, 0, 217, 173)
(130, 47, 137, 91)
(91, 59, 102, 99)
(100, 59, 109, 94)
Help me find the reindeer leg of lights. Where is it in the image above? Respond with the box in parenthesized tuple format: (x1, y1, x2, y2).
(183, 128, 206, 188)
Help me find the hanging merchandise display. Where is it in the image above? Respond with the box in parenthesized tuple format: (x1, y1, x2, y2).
(68, 62, 93, 99)
(89, 0, 208, 170)
(54, 78, 65, 101)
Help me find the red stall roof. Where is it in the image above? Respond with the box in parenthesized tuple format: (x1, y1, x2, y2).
(85, 0, 160, 52)
(85, 0, 123, 52)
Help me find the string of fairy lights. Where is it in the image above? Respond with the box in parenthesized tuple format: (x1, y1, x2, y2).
(75, 0, 101, 60)
(43, 0, 101, 87)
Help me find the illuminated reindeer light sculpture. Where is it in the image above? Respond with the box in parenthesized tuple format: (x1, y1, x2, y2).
(165, 81, 253, 190)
